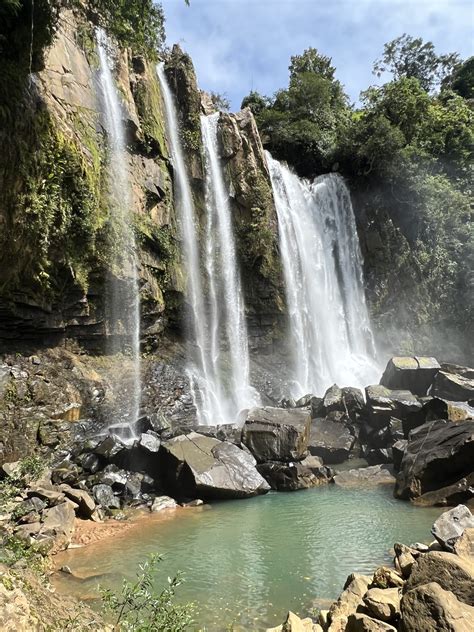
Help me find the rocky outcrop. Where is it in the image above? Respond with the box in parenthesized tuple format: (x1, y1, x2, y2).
(159, 432, 270, 499)
(400, 582, 474, 631)
(431, 371, 474, 402)
(380, 356, 440, 396)
(0, 9, 182, 352)
(394, 419, 474, 505)
(242, 407, 311, 463)
(216, 109, 284, 349)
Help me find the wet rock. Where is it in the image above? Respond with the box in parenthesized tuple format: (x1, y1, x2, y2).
(92, 484, 120, 509)
(93, 434, 127, 459)
(76, 452, 100, 473)
(431, 371, 474, 402)
(405, 550, 474, 605)
(308, 418, 355, 464)
(322, 384, 344, 414)
(365, 385, 422, 430)
(257, 461, 328, 491)
(380, 356, 440, 396)
(391, 440, 407, 472)
(346, 613, 397, 631)
(160, 432, 270, 499)
(242, 407, 311, 463)
(431, 505, 474, 552)
(97, 465, 128, 489)
(187, 424, 243, 445)
(333, 465, 395, 488)
(400, 581, 474, 631)
(151, 495, 178, 512)
(441, 363, 474, 380)
(364, 447, 392, 465)
(138, 431, 161, 453)
(363, 587, 400, 622)
(395, 419, 474, 503)
(124, 472, 144, 499)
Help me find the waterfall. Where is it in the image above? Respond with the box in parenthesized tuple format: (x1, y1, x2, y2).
(199, 113, 259, 422)
(96, 29, 141, 433)
(157, 64, 257, 424)
(266, 152, 380, 397)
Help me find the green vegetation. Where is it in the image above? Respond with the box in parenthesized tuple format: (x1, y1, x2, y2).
(243, 37, 473, 354)
(0, 455, 45, 505)
(100, 554, 195, 631)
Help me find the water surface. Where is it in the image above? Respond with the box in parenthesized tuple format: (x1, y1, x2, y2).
(55, 485, 441, 630)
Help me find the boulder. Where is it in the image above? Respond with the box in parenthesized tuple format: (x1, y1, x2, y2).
(371, 567, 404, 589)
(266, 610, 319, 631)
(93, 434, 127, 459)
(59, 485, 95, 518)
(411, 472, 474, 507)
(405, 550, 474, 606)
(400, 582, 474, 631)
(380, 356, 440, 396)
(346, 614, 397, 631)
(151, 496, 178, 512)
(364, 448, 392, 465)
(431, 505, 474, 552)
(138, 432, 161, 453)
(454, 528, 474, 559)
(328, 573, 372, 624)
(363, 587, 400, 622)
(257, 461, 331, 491)
(391, 440, 407, 472)
(308, 418, 355, 464)
(431, 371, 474, 402)
(394, 543, 416, 578)
(159, 432, 270, 499)
(39, 502, 76, 546)
(441, 363, 474, 380)
(26, 486, 65, 506)
(92, 484, 121, 509)
(394, 419, 474, 502)
(365, 386, 422, 430)
(333, 465, 395, 488)
(242, 407, 311, 463)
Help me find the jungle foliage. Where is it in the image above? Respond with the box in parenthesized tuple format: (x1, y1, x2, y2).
(243, 41, 473, 354)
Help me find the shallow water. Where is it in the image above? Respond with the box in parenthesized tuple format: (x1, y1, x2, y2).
(55, 485, 441, 630)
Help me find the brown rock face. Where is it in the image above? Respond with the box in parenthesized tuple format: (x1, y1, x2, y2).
(401, 582, 474, 632)
(405, 551, 474, 606)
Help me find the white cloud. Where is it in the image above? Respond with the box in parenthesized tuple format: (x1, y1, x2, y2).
(161, 0, 474, 108)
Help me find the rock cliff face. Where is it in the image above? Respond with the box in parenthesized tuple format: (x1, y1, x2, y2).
(0, 10, 182, 352)
(0, 19, 283, 354)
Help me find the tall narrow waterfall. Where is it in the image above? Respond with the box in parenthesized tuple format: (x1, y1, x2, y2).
(157, 64, 257, 424)
(199, 113, 258, 422)
(96, 29, 140, 431)
(266, 153, 380, 397)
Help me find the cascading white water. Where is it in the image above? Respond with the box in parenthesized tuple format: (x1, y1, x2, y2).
(266, 152, 380, 397)
(157, 63, 257, 424)
(96, 29, 140, 432)
(200, 113, 259, 421)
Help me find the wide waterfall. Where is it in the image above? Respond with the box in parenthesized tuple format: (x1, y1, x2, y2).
(157, 64, 257, 423)
(266, 153, 380, 397)
(96, 29, 141, 432)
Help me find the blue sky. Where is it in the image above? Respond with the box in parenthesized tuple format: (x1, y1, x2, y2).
(161, 0, 474, 109)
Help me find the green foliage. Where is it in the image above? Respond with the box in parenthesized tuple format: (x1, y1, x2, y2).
(209, 91, 231, 112)
(0, 535, 45, 571)
(373, 33, 461, 92)
(100, 553, 195, 631)
(448, 56, 474, 99)
(241, 91, 269, 116)
(245, 47, 350, 176)
(0, 455, 45, 505)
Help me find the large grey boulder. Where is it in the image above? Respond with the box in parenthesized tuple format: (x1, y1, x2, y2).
(365, 385, 422, 429)
(308, 418, 355, 464)
(431, 371, 474, 402)
(401, 582, 474, 631)
(92, 484, 121, 509)
(380, 356, 440, 396)
(394, 419, 474, 503)
(159, 432, 270, 499)
(431, 505, 474, 552)
(242, 407, 311, 463)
